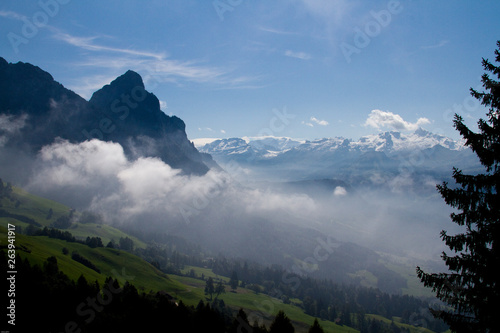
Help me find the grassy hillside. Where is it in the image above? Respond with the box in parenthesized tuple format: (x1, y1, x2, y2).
(0, 226, 183, 292)
(0, 185, 174, 292)
(0, 186, 70, 226)
(0, 186, 146, 248)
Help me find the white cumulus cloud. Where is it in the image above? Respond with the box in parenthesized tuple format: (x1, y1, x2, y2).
(364, 109, 430, 131)
(333, 186, 347, 196)
(303, 117, 329, 127)
(310, 117, 329, 126)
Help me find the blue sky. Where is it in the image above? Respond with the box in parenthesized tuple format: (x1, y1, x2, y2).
(1, 0, 499, 141)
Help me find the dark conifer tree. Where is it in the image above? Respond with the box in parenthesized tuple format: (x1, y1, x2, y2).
(308, 318, 325, 333)
(270, 310, 295, 333)
(417, 41, 500, 333)
(230, 309, 252, 333)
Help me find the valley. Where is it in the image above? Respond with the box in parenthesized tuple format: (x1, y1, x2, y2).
(0, 183, 443, 332)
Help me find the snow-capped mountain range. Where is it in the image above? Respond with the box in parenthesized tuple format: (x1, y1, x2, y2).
(195, 129, 480, 189)
(196, 128, 464, 158)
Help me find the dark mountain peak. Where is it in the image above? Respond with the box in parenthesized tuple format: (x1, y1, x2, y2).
(0, 57, 83, 118)
(89, 70, 151, 107)
(0, 57, 9, 67)
(0, 57, 54, 83)
(88, 70, 185, 135)
(114, 70, 145, 90)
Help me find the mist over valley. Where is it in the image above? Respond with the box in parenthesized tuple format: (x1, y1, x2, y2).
(0, 58, 478, 300)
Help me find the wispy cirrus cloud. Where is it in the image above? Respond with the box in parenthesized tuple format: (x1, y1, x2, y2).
(67, 74, 121, 100)
(421, 40, 449, 50)
(258, 26, 303, 36)
(54, 32, 166, 60)
(0, 10, 27, 21)
(52, 31, 259, 97)
(284, 50, 312, 60)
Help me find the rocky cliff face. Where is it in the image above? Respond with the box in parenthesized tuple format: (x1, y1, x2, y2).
(0, 57, 209, 175)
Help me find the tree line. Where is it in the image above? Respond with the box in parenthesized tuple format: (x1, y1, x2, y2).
(209, 258, 448, 332)
(25, 225, 135, 251)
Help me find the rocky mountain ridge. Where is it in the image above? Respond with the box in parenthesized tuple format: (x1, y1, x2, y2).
(0, 57, 210, 176)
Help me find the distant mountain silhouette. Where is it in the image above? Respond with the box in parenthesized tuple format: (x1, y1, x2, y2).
(0, 57, 209, 175)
